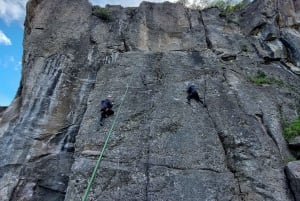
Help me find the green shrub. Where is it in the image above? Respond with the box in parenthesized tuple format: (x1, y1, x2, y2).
(176, 0, 244, 10)
(249, 70, 283, 85)
(92, 6, 112, 22)
(250, 70, 272, 84)
(210, 0, 244, 15)
(211, 0, 227, 10)
(284, 117, 300, 142)
(241, 44, 248, 52)
(286, 156, 297, 163)
(225, 2, 244, 13)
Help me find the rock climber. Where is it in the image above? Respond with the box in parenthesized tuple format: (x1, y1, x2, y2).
(186, 83, 206, 107)
(100, 95, 114, 126)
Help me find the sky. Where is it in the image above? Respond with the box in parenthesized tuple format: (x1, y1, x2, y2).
(0, 0, 26, 106)
(0, 0, 236, 106)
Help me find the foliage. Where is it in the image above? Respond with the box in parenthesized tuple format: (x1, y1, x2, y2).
(176, 0, 225, 9)
(225, 2, 244, 13)
(176, 0, 189, 5)
(240, 44, 248, 52)
(210, 0, 227, 10)
(286, 156, 297, 163)
(249, 70, 283, 85)
(284, 117, 300, 142)
(92, 6, 112, 22)
(210, 0, 244, 15)
(177, 0, 246, 13)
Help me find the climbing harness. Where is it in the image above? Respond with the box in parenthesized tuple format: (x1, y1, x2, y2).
(82, 76, 133, 201)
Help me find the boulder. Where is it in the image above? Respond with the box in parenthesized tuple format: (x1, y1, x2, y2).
(281, 28, 300, 67)
(286, 161, 300, 201)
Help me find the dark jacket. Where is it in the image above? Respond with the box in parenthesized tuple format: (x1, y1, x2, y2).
(187, 84, 197, 95)
(101, 99, 113, 111)
(187, 84, 203, 104)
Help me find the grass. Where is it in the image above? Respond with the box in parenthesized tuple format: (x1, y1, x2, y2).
(249, 70, 284, 85)
(224, 2, 244, 13)
(284, 117, 300, 142)
(92, 6, 112, 22)
(210, 0, 244, 16)
(286, 156, 297, 163)
(240, 44, 248, 52)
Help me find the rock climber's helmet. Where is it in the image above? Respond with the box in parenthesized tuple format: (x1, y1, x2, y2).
(107, 95, 113, 102)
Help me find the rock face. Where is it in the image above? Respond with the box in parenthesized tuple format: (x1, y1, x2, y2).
(0, 0, 300, 200)
(286, 161, 300, 201)
(0, 107, 7, 113)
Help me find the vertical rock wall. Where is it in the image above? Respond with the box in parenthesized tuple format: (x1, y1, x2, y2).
(0, 0, 300, 200)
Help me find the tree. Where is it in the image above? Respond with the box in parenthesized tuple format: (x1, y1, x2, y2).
(176, 0, 244, 9)
(176, 0, 189, 5)
(176, 0, 210, 8)
(190, 0, 210, 9)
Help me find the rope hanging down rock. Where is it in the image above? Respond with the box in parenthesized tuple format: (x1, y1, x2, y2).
(82, 75, 133, 201)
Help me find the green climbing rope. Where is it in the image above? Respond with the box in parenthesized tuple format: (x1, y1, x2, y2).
(82, 78, 132, 201)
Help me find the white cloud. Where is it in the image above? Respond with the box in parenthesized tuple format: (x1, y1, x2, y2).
(0, 30, 11, 45)
(14, 61, 21, 71)
(0, 0, 27, 24)
(0, 56, 21, 70)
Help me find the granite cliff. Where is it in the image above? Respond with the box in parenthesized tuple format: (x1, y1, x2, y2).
(0, 0, 300, 200)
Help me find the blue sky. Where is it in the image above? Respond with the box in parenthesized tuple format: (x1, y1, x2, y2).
(0, 0, 26, 106)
